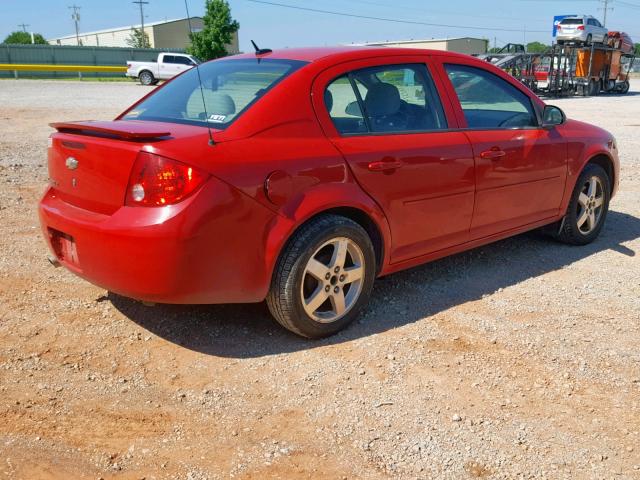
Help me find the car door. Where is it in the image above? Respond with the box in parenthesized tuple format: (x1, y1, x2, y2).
(174, 56, 195, 74)
(312, 57, 475, 264)
(433, 59, 567, 239)
(593, 19, 608, 42)
(159, 55, 179, 79)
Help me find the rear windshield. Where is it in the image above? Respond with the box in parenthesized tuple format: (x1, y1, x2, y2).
(560, 18, 583, 25)
(122, 58, 306, 129)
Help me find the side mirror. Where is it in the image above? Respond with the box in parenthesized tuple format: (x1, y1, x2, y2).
(542, 105, 566, 128)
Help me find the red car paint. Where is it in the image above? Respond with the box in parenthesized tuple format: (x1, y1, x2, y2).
(39, 46, 620, 304)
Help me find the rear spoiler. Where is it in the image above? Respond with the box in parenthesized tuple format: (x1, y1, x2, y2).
(50, 120, 171, 140)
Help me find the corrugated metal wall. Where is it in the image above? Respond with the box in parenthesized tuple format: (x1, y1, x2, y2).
(0, 44, 184, 78)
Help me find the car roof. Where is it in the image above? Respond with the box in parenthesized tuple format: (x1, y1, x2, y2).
(229, 46, 472, 63)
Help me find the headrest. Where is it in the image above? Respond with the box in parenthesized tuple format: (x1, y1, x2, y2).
(364, 82, 401, 117)
(324, 89, 334, 112)
(208, 93, 236, 115)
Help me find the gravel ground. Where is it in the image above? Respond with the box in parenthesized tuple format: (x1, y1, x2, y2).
(0, 79, 639, 480)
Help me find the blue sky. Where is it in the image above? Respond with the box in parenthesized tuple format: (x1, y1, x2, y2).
(2, 0, 640, 50)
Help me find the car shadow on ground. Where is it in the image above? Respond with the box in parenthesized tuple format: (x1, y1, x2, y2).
(110, 210, 639, 358)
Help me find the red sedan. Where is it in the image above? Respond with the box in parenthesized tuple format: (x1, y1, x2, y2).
(40, 46, 619, 338)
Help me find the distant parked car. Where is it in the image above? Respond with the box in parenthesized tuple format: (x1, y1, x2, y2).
(607, 31, 634, 54)
(556, 15, 608, 46)
(126, 52, 200, 86)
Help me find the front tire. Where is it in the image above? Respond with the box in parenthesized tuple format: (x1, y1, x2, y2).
(556, 164, 610, 245)
(267, 215, 376, 338)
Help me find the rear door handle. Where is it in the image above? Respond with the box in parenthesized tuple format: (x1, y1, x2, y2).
(368, 159, 403, 172)
(480, 147, 506, 160)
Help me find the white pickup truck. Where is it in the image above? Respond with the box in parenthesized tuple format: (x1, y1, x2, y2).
(126, 52, 200, 86)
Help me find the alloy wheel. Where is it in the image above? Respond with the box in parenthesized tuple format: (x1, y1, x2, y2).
(300, 237, 365, 323)
(576, 175, 605, 234)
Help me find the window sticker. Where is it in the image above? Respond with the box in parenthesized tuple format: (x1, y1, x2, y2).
(208, 114, 227, 123)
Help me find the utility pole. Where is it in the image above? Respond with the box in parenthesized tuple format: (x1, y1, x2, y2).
(600, 0, 613, 27)
(68, 5, 81, 45)
(18, 23, 30, 32)
(132, 0, 150, 48)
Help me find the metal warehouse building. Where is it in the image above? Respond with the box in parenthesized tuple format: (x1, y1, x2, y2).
(364, 37, 488, 55)
(48, 17, 239, 53)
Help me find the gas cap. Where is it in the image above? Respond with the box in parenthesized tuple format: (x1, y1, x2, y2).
(264, 170, 293, 206)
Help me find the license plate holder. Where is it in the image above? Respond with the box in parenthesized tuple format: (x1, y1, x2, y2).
(48, 228, 79, 265)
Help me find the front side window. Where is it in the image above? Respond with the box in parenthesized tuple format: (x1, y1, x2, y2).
(162, 55, 176, 64)
(444, 64, 537, 129)
(122, 59, 306, 128)
(325, 63, 447, 135)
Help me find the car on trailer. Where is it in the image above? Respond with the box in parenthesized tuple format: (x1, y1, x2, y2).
(40, 46, 620, 338)
(556, 15, 608, 46)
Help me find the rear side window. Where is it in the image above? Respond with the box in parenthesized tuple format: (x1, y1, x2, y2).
(162, 55, 176, 64)
(444, 64, 537, 129)
(123, 59, 306, 129)
(325, 64, 447, 135)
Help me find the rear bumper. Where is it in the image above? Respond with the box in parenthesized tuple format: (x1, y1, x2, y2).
(39, 177, 277, 304)
(556, 32, 588, 42)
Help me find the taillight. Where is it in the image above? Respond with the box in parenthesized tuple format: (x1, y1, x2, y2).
(577, 25, 585, 30)
(125, 151, 208, 207)
(557, 24, 562, 30)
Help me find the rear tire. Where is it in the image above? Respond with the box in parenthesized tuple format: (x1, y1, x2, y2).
(586, 34, 593, 46)
(139, 70, 155, 86)
(266, 214, 376, 338)
(556, 164, 610, 245)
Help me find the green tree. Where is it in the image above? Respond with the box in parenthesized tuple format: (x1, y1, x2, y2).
(126, 28, 150, 48)
(635, 43, 640, 55)
(2, 31, 47, 45)
(526, 41, 549, 53)
(187, 0, 239, 61)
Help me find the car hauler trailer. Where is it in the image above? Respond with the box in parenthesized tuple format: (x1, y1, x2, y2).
(479, 39, 635, 97)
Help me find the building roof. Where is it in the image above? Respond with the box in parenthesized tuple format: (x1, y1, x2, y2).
(48, 17, 201, 41)
(362, 37, 488, 46)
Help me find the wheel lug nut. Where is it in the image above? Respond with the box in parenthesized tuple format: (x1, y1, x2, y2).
(339, 275, 345, 282)
(334, 266, 340, 273)
(325, 285, 330, 292)
(333, 286, 339, 293)
(325, 273, 331, 280)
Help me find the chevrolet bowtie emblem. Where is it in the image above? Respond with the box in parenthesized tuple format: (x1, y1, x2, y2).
(65, 157, 79, 170)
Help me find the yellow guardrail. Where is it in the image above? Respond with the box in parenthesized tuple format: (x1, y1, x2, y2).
(0, 64, 127, 73)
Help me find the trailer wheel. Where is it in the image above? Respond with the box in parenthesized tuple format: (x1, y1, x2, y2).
(620, 81, 630, 94)
(588, 79, 599, 96)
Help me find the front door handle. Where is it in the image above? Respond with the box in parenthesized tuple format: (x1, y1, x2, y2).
(480, 147, 506, 160)
(368, 158, 403, 172)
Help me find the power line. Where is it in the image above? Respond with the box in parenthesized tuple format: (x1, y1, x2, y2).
(17, 23, 30, 33)
(343, 0, 549, 25)
(245, 0, 549, 33)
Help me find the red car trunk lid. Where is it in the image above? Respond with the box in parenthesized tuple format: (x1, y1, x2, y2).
(48, 121, 172, 215)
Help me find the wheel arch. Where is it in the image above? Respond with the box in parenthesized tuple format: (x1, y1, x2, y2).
(264, 193, 392, 294)
(313, 206, 385, 274)
(585, 153, 615, 195)
(138, 69, 154, 81)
